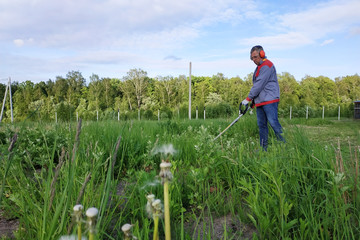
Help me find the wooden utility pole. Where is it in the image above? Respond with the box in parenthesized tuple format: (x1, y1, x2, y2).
(9, 78, 13, 122)
(189, 62, 192, 120)
(0, 77, 14, 123)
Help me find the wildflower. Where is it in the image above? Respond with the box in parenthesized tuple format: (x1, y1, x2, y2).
(86, 207, 98, 240)
(159, 161, 173, 184)
(73, 204, 83, 223)
(121, 224, 137, 240)
(152, 199, 163, 218)
(146, 194, 156, 218)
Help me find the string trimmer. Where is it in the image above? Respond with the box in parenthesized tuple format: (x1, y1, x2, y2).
(213, 102, 251, 141)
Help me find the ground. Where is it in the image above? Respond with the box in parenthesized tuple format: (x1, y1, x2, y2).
(0, 210, 19, 239)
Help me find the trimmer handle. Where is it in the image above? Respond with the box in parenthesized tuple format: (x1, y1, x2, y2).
(239, 102, 249, 115)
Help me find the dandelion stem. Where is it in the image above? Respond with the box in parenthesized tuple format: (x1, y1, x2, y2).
(89, 233, 94, 240)
(77, 224, 82, 240)
(86, 207, 98, 240)
(73, 204, 83, 240)
(160, 161, 172, 240)
(164, 180, 171, 240)
(153, 215, 159, 240)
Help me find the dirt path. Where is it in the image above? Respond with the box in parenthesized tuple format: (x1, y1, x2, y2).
(0, 210, 19, 239)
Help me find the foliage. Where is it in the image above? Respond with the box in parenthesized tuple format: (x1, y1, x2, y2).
(2, 70, 359, 122)
(206, 102, 233, 119)
(1, 117, 359, 239)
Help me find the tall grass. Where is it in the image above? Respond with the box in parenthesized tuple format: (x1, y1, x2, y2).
(0, 116, 359, 239)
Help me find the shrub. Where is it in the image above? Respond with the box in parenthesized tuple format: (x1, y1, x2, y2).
(144, 109, 155, 120)
(206, 102, 233, 118)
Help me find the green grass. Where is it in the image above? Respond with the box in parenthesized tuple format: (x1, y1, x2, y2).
(0, 116, 359, 239)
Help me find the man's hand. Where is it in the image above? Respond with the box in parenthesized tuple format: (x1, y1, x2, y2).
(250, 100, 255, 108)
(241, 99, 249, 106)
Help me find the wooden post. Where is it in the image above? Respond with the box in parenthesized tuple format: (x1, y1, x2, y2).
(196, 106, 198, 119)
(189, 62, 192, 120)
(118, 109, 120, 121)
(204, 106, 206, 120)
(290, 106, 292, 120)
(8, 78, 13, 123)
(0, 83, 8, 123)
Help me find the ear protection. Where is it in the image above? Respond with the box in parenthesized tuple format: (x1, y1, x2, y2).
(259, 50, 265, 58)
(250, 45, 266, 59)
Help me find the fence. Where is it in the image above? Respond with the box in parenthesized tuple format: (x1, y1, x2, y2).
(279, 104, 354, 119)
(49, 104, 352, 123)
(288, 105, 342, 120)
(0, 103, 355, 124)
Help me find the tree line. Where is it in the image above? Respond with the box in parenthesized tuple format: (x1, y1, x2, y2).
(0, 69, 359, 122)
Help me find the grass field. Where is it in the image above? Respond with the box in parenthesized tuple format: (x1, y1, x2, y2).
(0, 116, 359, 239)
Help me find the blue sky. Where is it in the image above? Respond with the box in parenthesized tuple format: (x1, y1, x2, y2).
(1, 0, 359, 84)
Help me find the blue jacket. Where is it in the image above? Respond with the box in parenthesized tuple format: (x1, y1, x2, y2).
(246, 58, 280, 107)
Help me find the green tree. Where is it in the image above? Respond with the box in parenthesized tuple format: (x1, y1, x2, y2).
(123, 69, 149, 109)
(299, 75, 318, 107)
(12, 81, 35, 119)
(88, 74, 103, 111)
(175, 75, 188, 107)
(53, 76, 68, 104)
(227, 76, 246, 106)
(335, 74, 360, 102)
(33, 81, 49, 100)
(66, 70, 86, 107)
(278, 72, 300, 108)
(101, 77, 116, 109)
(299, 75, 336, 107)
(193, 76, 212, 106)
(119, 79, 135, 111)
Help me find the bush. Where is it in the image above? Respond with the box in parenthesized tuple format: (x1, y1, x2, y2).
(160, 106, 173, 120)
(206, 102, 233, 118)
(144, 109, 155, 120)
(55, 102, 75, 122)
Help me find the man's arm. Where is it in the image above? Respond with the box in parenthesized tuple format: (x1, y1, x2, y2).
(247, 65, 272, 100)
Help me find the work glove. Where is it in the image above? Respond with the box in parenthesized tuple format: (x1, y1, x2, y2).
(241, 99, 249, 106)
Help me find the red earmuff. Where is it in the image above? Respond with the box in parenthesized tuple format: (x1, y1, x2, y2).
(259, 50, 265, 58)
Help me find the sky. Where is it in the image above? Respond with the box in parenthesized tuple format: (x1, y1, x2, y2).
(1, 0, 359, 84)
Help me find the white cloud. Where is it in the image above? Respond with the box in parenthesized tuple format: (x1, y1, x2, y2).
(240, 0, 360, 49)
(164, 55, 182, 61)
(241, 32, 314, 50)
(279, 0, 360, 37)
(320, 39, 334, 46)
(350, 27, 360, 36)
(0, 0, 254, 49)
(13, 39, 24, 47)
(13, 38, 34, 47)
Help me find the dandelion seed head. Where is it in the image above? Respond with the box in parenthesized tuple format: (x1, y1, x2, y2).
(73, 204, 83, 212)
(86, 207, 98, 218)
(59, 235, 87, 240)
(152, 199, 161, 209)
(140, 179, 161, 190)
(151, 144, 177, 156)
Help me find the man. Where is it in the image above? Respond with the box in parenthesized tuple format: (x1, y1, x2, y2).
(242, 45, 285, 151)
